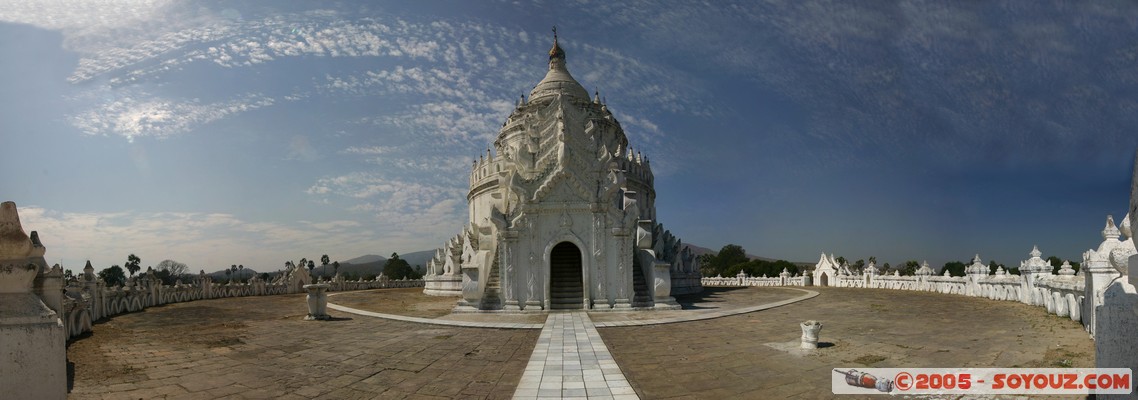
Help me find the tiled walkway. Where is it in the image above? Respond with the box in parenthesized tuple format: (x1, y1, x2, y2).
(513, 313, 639, 400)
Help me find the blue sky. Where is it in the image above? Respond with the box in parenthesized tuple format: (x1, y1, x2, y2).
(1, 1, 1135, 274)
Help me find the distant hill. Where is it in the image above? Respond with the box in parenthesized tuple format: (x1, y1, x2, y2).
(343, 254, 385, 264)
(327, 260, 383, 278)
(327, 250, 433, 278)
(682, 243, 773, 263)
(397, 250, 435, 273)
(683, 244, 814, 268)
(206, 268, 260, 281)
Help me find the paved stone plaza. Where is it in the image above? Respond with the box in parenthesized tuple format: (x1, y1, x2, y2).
(67, 287, 1093, 399)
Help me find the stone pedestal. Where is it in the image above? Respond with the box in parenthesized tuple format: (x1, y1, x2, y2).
(0, 201, 66, 399)
(800, 320, 823, 349)
(423, 275, 463, 296)
(524, 299, 544, 311)
(1095, 274, 1138, 398)
(652, 262, 680, 309)
(302, 284, 330, 321)
(0, 293, 66, 399)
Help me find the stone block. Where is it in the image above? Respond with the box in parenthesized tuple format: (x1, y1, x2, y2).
(1095, 277, 1138, 398)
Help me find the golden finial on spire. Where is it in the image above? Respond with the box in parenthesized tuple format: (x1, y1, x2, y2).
(549, 25, 565, 60)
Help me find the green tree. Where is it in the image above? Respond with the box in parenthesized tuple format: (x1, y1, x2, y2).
(383, 252, 422, 280)
(941, 261, 966, 277)
(835, 256, 848, 267)
(899, 260, 920, 276)
(710, 244, 748, 277)
(321, 254, 330, 277)
(772, 260, 800, 276)
(852, 259, 866, 272)
(125, 253, 141, 277)
(723, 259, 800, 278)
(154, 259, 190, 285)
(332, 261, 340, 276)
(98, 265, 127, 286)
(868, 256, 877, 265)
(697, 253, 717, 276)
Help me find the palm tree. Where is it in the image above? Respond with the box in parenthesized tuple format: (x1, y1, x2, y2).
(332, 261, 340, 277)
(125, 254, 141, 277)
(230, 265, 238, 283)
(238, 265, 244, 281)
(321, 254, 330, 277)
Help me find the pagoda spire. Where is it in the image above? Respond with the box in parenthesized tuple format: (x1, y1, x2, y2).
(549, 26, 565, 61)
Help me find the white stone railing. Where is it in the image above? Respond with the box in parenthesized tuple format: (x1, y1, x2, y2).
(58, 272, 424, 341)
(703, 257, 1089, 332)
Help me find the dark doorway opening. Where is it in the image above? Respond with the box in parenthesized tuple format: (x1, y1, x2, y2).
(550, 242, 583, 310)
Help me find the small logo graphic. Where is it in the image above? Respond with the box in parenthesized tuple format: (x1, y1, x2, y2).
(834, 369, 894, 392)
(832, 368, 1132, 395)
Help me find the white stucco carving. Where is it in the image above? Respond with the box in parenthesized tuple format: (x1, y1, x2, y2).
(423, 33, 699, 310)
(0, 202, 67, 400)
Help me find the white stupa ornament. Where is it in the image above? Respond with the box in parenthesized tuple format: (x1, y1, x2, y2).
(0, 201, 38, 293)
(1120, 212, 1131, 240)
(1058, 260, 1076, 276)
(1103, 215, 1121, 241)
(916, 261, 934, 276)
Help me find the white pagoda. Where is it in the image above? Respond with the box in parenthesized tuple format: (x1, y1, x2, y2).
(423, 32, 701, 311)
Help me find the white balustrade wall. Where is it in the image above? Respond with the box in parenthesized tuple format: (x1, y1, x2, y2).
(706, 264, 1087, 320)
(57, 265, 424, 340)
(701, 213, 1137, 355)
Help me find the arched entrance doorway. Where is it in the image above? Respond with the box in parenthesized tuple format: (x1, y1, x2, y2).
(819, 272, 829, 287)
(550, 242, 583, 310)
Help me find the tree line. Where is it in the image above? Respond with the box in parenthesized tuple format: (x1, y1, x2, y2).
(697, 244, 1082, 278)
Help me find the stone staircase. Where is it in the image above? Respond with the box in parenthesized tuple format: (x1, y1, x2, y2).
(550, 246, 584, 310)
(632, 263, 653, 308)
(480, 250, 502, 310)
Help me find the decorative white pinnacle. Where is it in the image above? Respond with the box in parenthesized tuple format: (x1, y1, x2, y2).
(1058, 260, 1076, 276)
(1103, 215, 1121, 240)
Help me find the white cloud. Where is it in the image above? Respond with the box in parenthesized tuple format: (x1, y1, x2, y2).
(306, 172, 466, 236)
(341, 146, 396, 155)
(70, 89, 276, 140)
(20, 2, 707, 169)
